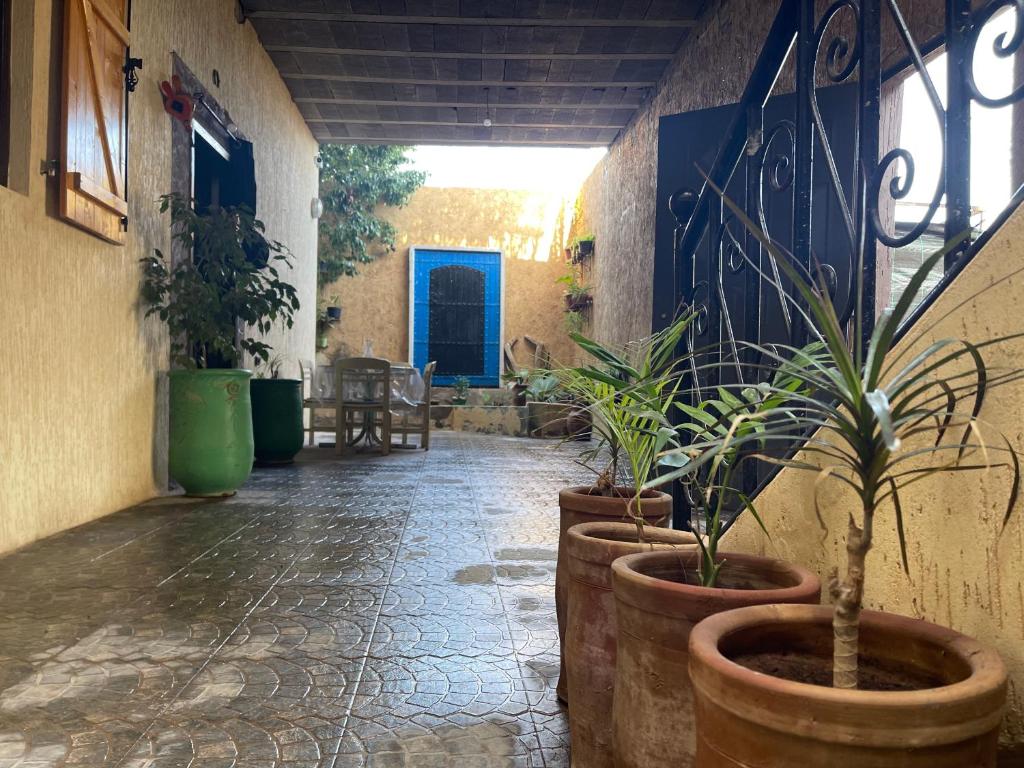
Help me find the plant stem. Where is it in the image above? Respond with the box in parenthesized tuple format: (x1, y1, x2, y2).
(832, 508, 872, 689)
(629, 494, 646, 544)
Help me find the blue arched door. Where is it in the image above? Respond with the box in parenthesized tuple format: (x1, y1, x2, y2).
(411, 248, 502, 387)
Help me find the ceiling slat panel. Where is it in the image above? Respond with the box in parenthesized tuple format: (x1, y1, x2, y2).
(243, 0, 711, 145)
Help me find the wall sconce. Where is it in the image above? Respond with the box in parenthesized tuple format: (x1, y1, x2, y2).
(311, 197, 324, 219)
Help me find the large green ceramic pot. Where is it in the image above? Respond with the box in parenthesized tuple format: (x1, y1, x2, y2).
(250, 378, 304, 464)
(169, 369, 254, 496)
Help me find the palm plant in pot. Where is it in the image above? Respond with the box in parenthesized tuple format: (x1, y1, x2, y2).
(674, 190, 1021, 767)
(553, 312, 699, 763)
(141, 194, 300, 495)
(609, 349, 823, 768)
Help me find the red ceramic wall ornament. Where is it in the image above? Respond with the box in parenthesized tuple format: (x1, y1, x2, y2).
(160, 75, 194, 129)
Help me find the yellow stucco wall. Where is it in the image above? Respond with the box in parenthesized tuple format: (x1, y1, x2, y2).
(726, 204, 1024, 747)
(0, 0, 318, 555)
(321, 186, 577, 370)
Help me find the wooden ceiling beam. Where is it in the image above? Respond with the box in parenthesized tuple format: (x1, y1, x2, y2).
(294, 97, 645, 108)
(284, 74, 657, 87)
(246, 11, 698, 28)
(315, 136, 611, 147)
(266, 45, 673, 61)
(306, 118, 626, 129)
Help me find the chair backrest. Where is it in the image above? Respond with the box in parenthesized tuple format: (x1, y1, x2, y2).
(422, 361, 437, 405)
(337, 357, 391, 405)
(298, 359, 314, 399)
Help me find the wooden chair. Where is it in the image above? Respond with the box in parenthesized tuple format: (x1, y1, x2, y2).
(392, 361, 436, 450)
(300, 359, 335, 446)
(335, 358, 391, 455)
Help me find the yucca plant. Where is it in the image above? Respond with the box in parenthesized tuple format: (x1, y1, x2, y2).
(657, 186, 1022, 689)
(558, 312, 695, 539)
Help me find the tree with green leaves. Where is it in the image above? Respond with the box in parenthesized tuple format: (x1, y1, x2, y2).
(317, 144, 426, 286)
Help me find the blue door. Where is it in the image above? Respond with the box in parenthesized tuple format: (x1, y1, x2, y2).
(412, 249, 502, 387)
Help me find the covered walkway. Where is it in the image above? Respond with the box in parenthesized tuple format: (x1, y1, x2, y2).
(0, 434, 584, 767)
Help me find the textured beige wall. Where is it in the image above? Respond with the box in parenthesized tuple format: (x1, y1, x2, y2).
(0, 0, 317, 554)
(726, 204, 1024, 747)
(321, 186, 577, 370)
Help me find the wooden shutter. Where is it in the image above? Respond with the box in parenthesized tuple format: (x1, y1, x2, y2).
(60, 0, 128, 244)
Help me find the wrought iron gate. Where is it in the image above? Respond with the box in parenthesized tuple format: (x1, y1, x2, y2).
(663, 0, 1024, 529)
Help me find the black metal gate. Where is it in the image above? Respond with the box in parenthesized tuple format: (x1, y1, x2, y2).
(663, 0, 1024, 529)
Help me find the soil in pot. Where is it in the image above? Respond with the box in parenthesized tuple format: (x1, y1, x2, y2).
(689, 603, 1008, 768)
(610, 550, 821, 768)
(555, 487, 672, 704)
(565, 522, 696, 768)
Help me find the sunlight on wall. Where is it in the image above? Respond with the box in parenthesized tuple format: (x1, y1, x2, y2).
(406, 145, 606, 193)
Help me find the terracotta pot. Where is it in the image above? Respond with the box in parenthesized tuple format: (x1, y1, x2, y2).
(611, 550, 821, 768)
(688, 603, 1007, 768)
(555, 487, 672, 703)
(566, 522, 696, 768)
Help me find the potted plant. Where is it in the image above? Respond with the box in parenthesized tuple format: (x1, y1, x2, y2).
(609, 348, 824, 768)
(325, 296, 341, 321)
(524, 371, 573, 439)
(250, 355, 304, 465)
(553, 312, 701, 759)
(502, 369, 530, 406)
(558, 270, 592, 312)
(451, 375, 470, 405)
(572, 233, 596, 260)
(141, 194, 299, 496)
(316, 296, 340, 349)
(544, 315, 688, 712)
(675, 190, 1019, 766)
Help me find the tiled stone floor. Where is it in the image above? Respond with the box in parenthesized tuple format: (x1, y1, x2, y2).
(0, 432, 589, 767)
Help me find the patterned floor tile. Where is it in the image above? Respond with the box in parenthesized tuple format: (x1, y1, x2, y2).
(0, 433, 583, 767)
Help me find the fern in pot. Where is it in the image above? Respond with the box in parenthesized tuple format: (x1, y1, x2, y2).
(674, 190, 1021, 767)
(141, 194, 299, 495)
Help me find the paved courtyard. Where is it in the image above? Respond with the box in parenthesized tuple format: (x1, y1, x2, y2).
(0, 433, 590, 767)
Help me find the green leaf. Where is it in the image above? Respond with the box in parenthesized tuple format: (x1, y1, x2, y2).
(890, 479, 910, 575)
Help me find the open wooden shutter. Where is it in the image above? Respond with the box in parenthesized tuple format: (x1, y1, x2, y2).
(60, 0, 128, 244)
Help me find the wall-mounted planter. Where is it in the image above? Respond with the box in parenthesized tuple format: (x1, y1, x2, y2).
(326, 306, 342, 321)
(565, 293, 593, 312)
(576, 239, 595, 259)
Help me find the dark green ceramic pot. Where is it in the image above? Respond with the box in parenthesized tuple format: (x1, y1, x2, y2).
(250, 378, 304, 464)
(169, 369, 254, 496)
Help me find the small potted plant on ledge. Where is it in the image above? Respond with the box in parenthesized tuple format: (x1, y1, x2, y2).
(316, 296, 340, 349)
(250, 355, 304, 466)
(676, 190, 1020, 767)
(558, 270, 592, 312)
(450, 376, 470, 406)
(141, 194, 299, 496)
(572, 233, 595, 261)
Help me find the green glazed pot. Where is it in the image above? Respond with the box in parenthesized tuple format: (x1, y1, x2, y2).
(250, 378, 304, 465)
(169, 369, 254, 496)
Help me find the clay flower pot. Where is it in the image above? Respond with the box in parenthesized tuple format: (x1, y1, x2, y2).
(611, 550, 821, 768)
(555, 487, 672, 703)
(688, 603, 1008, 768)
(565, 522, 696, 768)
